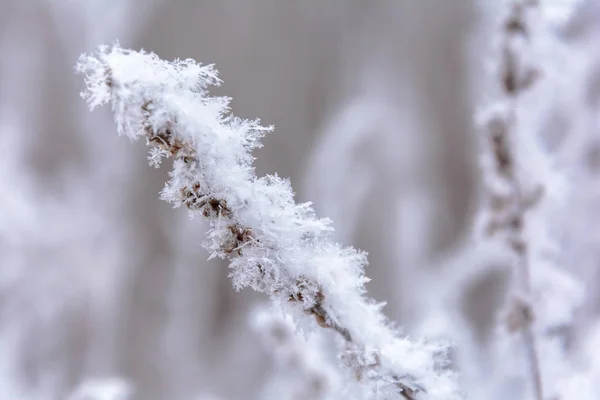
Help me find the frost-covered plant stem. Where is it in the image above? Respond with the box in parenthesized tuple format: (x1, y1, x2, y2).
(76, 45, 460, 400)
(480, 2, 544, 399)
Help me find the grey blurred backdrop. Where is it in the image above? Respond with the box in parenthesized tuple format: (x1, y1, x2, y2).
(0, 1, 595, 400)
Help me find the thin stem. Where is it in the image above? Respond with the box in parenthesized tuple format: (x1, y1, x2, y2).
(482, 1, 545, 399)
(76, 45, 461, 400)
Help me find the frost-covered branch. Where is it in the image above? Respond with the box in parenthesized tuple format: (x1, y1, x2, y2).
(479, 3, 545, 398)
(76, 45, 460, 400)
(478, 1, 584, 399)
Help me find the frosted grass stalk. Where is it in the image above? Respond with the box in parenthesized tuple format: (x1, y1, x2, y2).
(76, 44, 461, 400)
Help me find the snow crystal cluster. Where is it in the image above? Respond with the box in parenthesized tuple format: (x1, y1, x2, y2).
(76, 45, 461, 399)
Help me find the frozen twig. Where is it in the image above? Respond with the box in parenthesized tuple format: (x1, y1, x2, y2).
(76, 44, 461, 400)
(479, 1, 545, 399)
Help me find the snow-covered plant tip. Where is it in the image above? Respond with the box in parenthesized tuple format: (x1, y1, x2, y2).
(76, 45, 460, 400)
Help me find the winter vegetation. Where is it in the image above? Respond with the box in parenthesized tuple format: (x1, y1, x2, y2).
(76, 42, 459, 400)
(2, 0, 600, 399)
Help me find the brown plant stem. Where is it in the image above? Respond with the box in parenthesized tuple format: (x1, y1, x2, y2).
(484, 2, 544, 399)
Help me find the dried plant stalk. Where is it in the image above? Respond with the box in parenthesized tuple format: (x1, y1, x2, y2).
(481, 2, 544, 399)
(76, 45, 461, 400)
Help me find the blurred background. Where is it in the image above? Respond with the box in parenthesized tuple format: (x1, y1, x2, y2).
(0, 0, 598, 399)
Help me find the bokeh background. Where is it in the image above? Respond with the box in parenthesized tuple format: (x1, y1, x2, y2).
(0, 1, 598, 399)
